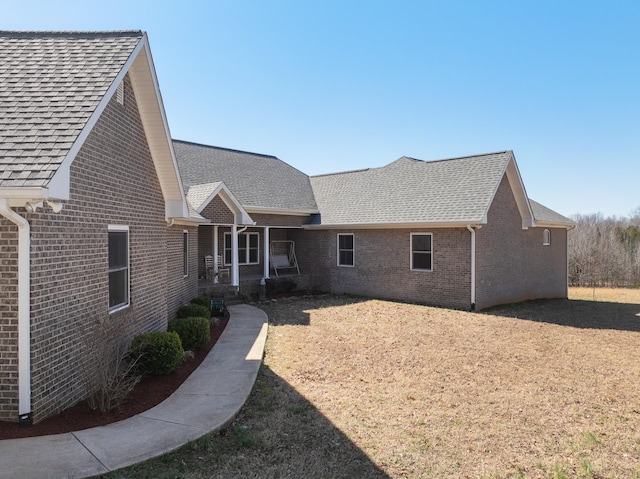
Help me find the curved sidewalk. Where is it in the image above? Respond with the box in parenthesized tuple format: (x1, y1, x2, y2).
(0, 304, 268, 479)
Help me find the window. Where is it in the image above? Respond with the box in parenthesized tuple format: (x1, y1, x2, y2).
(108, 226, 129, 311)
(411, 233, 432, 271)
(543, 229, 551, 246)
(224, 232, 260, 265)
(183, 231, 189, 276)
(337, 233, 355, 267)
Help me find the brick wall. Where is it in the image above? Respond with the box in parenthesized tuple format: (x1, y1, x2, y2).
(166, 225, 199, 319)
(292, 228, 472, 309)
(0, 218, 18, 419)
(475, 175, 568, 309)
(248, 213, 310, 227)
(0, 74, 193, 422)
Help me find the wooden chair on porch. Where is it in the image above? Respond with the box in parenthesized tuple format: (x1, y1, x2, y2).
(204, 255, 214, 280)
(216, 255, 230, 281)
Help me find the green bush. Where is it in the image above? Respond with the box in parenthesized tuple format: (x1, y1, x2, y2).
(168, 316, 211, 351)
(190, 296, 212, 312)
(130, 331, 183, 376)
(177, 303, 211, 319)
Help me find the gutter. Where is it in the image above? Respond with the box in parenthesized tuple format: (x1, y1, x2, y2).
(0, 199, 32, 425)
(466, 225, 476, 311)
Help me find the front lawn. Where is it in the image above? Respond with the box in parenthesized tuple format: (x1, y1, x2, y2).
(106, 289, 640, 478)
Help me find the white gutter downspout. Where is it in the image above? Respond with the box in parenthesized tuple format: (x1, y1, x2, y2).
(0, 199, 31, 425)
(466, 225, 476, 312)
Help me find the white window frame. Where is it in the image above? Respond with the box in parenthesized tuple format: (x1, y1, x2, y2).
(108, 225, 130, 313)
(224, 231, 260, 265)
(543, 229, 551, 246)
(337, 233, 355, 267)
(410, 232, 433, 272)
(183, 230, 189, 277)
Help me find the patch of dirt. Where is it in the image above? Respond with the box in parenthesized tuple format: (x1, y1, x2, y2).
(0, 317, 228, 440)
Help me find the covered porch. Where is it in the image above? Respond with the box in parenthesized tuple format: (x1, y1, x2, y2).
(197, 224, 303, 288)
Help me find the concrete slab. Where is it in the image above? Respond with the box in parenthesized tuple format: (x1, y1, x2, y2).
(73, 407, 208, 471)
(0, 433, 107, 479)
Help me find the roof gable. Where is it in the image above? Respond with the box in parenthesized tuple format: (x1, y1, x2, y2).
(173, 140, 318, 214)
(186, 181, 253, 225)
(0, 31, 189, 220)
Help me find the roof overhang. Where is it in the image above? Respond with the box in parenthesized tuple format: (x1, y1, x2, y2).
(244, 205, 318, 216)
(45, 33, 190, 221)
(304, 221, 484, 230)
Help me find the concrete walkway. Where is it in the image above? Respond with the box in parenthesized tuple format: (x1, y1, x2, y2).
(0, 304, 268, 479)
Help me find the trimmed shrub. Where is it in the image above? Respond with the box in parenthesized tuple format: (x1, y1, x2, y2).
(131, 331, 183, 376)
(168, 316, 211, 351)
(190, 296, 212, 313)
(177, 303, 211, 319)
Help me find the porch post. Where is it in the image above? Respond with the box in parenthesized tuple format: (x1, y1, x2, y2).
(231, 224, 239, 286)
(213, 225, 219, 275)
(263, 226, 270, 279)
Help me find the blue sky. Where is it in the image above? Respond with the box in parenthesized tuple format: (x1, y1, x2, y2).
(3, 1, 639, 218)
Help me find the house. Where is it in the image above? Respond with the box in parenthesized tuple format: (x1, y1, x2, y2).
(0, 29, 573, 425)
(0, 31, 201, 425)
(174, 143, 574, 312)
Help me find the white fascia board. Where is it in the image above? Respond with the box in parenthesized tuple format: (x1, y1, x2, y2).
(129, 36, 189, 219)
(168, 217, 206, 226)
(0, 188, 49, 205)
(304, 221, 484, 230)
(534, 219, 577, 229)
(244, 205, 319, 216)
(199, 183, 254, 225)
(505, 154, 535, 229)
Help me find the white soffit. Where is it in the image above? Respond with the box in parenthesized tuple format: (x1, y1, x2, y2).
(128, 36, 187, 217)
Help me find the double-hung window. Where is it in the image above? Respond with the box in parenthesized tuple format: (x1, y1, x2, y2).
(411, 233, 432, 271)
(108, 226, 129, 311)
(224, 232, 259, 265)
(337, 233, 355, 267)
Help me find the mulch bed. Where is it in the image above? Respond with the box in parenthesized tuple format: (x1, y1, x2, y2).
(0, 317, 228, 440)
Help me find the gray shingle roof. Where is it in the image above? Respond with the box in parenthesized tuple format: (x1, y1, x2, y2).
(529, 199, 574, 226)
(0, 31, 143, 187)
(309, 151, 516, 225)
(173, 140, 318, 213)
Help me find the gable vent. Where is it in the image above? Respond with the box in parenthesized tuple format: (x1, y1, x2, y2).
(116, 81, 124, 105)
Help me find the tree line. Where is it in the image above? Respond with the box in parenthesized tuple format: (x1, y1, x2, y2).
(568, 207, 640, 287)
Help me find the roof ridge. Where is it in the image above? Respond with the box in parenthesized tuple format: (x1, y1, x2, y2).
(403, 150, 511, 164)
(172, 139, 279, 160)
(0, 30, 144, 38)
(310, 167, 370, 178)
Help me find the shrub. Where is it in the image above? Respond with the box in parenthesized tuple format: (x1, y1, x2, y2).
(131, 331, 183, 376)
(177, 303, 210, 319)
(80, 317, 142, 412)
(168, 316, 211, 351)
(190, 296, 212, 312)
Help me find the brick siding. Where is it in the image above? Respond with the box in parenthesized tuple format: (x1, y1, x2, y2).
(475, 175, 568, 309)
(0, 75, 198, 422)
(292, 228, 472, 310)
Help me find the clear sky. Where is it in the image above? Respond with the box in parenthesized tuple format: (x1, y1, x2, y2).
(3, 1, 639, 218)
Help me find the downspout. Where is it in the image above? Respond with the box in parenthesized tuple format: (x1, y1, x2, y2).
(0, 199, 31, 425)
(466, 225, 476, 312)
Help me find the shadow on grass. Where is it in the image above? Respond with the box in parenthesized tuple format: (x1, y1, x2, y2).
(102, 364, 390, 479)
(485, 298, 640, 332)
(258, 294, 371, 327)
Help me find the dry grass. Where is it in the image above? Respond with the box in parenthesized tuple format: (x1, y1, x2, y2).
(107, 289, 640, 479)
